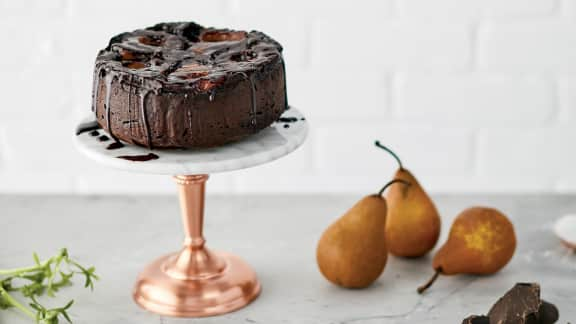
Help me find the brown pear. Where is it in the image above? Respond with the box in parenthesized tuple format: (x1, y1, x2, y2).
(418, 207, 516, 294)
(375, 141, 441, 258)
(316, 180, 408, 288)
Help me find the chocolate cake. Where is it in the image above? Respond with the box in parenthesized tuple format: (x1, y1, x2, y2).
(91, 22, 287, 148)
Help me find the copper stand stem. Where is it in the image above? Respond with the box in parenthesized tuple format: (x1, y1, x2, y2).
(164, 175, 225, 280)
(133, 175, 261, 317)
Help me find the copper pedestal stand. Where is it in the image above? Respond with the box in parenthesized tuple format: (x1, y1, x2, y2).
(133, 175, 260, 317)
(74, 107, 307, 318)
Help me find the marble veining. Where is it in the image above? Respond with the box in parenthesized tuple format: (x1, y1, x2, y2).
(74, 107, 308, 175)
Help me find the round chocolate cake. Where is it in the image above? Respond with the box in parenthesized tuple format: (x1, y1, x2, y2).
(92, 22, 287, 148)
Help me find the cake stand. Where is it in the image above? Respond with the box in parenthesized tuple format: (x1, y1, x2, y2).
(74, 108, 307, 317)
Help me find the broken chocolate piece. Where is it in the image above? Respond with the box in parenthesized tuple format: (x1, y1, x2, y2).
(462, 315, 490, 324)
(488, 283, 542, 324)
(462, 283, 559, 324)
(538, 301, 559, 324)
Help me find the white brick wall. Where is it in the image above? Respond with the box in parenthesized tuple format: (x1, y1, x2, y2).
(0, 0, 575, 194)
(478, 20, 576, 72)
(396, 73, 555, 125)
(398, 0, 557, 17)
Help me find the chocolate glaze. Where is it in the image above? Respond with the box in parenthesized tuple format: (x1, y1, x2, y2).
(76, 120, 101, 135)
(117, 153, 159, 161)
(92, 22, 287, 148)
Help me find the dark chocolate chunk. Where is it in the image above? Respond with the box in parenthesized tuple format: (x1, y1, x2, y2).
(98, 135, 110, 142)
(538, 301, 559, 324)
(90, 130, 100, 136)
(462, 283, 559, 324)
(488, 283, 542, 324)
(117, 153, 159, 161)
(462, 315, 490, 324)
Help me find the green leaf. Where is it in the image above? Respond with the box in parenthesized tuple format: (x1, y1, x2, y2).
(61, 310, 72, 323)
(2, 278, 15, 292)
(62, 300, 74, 310)
(22, 271, 46, 284)
(21, 283, 45, 297)
(33, 253, 41, 266)
(0, 295, 12, 309)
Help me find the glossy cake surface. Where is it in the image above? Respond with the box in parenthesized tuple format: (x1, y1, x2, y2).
(92, 22, 287, 148)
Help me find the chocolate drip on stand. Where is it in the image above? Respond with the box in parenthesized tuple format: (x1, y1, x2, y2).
(117, 153, 158, 161)
(107, 141, 125, 150)
(76, 120, 101, 135)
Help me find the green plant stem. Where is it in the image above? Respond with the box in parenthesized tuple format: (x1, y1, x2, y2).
(0, 248, 96, 323)
(0, 265, 46, 277)
(0, 285, 35, 320)
(0, 250, 68, 277)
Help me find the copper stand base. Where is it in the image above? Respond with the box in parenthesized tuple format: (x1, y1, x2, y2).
(133, 175, 261, 317)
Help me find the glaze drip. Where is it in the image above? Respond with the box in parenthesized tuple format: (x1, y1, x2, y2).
(139, 90, 153, 149)
(92, 67, 104, 112)
(103, 72, 117, 140)
(234, 71, 257, 127)
(127, 74, 133, 134)
(280, 56, 288, 111)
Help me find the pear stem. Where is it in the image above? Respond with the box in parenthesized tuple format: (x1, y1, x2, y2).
(377, 179, 411, 197)
(417, 268, 442, 294)
(374, 141, 404, 170)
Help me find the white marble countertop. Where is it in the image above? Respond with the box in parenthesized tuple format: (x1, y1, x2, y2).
(1, 194, 575, 323)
